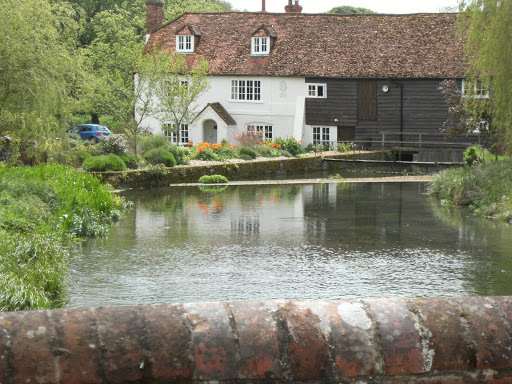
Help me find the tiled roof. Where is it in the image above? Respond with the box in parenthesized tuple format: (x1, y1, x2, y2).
(146, 12, 466, 78)
(196, 103, 236, 125)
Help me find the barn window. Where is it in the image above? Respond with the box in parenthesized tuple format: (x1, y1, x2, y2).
(358, 80, 377, 121)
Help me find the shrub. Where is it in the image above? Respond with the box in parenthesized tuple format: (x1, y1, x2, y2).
(167, 144, 190, 165)
(239, 154, 253, 161)
(194, 148, 220, 161)
(118, 153, 139, 169)
(146, 163, 168, 179)
(232, 130, 263, 148)
(141, 135, 169, 152)
(82, 154, 127, 172)
(239, 146, 258, 159)
(97, 134, 127, 155)
(144, 148, 176, 167)
(216, 145, 238, 160)
(198, 174, 229, 184)
(463, 146, 481, 166)
(274, 137, 305, 156)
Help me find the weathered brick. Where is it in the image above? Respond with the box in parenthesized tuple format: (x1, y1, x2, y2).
(228, 301, 282, 379)
(142, 304, 193, 381)
(280, 301, 330, 380)
(183, 301, 238, 381)
(326, 300, 378, 378)
(412, 297, 473, 371)
(96, 306, 147, 383)
(454, 297, 512, 369)
(52, 308, 103, 383)
(6, 310, 55, 383)
(365, 298, 425, 375)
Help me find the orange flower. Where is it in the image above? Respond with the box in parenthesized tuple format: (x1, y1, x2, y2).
(269, 142, 275, 147)
(260, 141, 264, 145)
(263, 147, 268, 150)
(232, 145, 237, 149)
(187, 142, 193, 146)
(276, 144, 280, 148)
(299, 140, 303, 143)
(226, 144, 231, 147)
(197, 147, 203, 152)
(213, 144, 218, 149)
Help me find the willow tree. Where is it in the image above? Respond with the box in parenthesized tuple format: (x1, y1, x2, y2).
(0, 0, 81, 146)
(459, 0, 512, 151)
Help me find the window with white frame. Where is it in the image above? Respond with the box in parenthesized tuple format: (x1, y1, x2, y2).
(462, 79, 489, 98)
(176, 35, 194, 53)
(251, 36, 270, 55)
(313, 126, 330, 144)
(307, 84, 327, 98)
(162, 123, 189, 144)
(231, 80, 261, 101)
(247, 124, 273, 140)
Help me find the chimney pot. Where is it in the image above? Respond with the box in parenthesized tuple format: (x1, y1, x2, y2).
(285, 0, 302, 13)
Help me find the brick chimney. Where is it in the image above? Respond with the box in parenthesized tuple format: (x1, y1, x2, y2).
(146, 0, 164, 35)
(262, 0, 266, 12)
(285, 0, 302, 13)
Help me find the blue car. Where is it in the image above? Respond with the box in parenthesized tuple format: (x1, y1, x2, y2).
(68, 124, 111, 143)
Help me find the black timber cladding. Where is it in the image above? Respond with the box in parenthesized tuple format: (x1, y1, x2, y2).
(305, 78, 461, 146)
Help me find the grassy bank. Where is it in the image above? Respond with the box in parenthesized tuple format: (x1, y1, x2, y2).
(0, 164, 129, 311)
(429, 159, 512, 223)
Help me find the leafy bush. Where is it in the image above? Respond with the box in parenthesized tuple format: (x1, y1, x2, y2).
(216, 145, 238, 160)
(118, 153, 139, 169)
(141, 135, 169, 152)
(194, 148, 220, 161)
(257, 144, 281, 157)
(274, 137, 305, 156)
(82, 154, 127, 172)
(144, 148, 176, 167)
(167, 144, 190, 165)
(198, 174, 229, 184)
(239, 146, 258, 159)
(146, 163, 168, 179)
(97, 134, 127, 155)
(464, 146, 481, 165)
(239, 154, 253, 161)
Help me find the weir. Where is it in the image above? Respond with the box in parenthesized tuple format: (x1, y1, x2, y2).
(1, 296, 512, 383)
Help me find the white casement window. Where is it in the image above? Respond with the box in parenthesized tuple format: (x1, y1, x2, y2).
(231, 80, 261, 101)
(307, 84, 327, 98)
(247, 124, 273, 140)
(176, 35, 194, 53)
(163, 123, 189, 144)
(313, 126, 330, 144)
(251, 36, 270, 55)
(462, 79, 489, 98)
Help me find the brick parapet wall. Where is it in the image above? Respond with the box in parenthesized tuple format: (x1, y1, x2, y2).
(1, 296, 511, 383)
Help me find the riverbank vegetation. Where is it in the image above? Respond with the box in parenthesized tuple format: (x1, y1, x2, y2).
(429, 159, 512, 223)
(0, 164, 129, 311)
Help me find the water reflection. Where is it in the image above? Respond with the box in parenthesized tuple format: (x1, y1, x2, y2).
(67, 182, 512, 307)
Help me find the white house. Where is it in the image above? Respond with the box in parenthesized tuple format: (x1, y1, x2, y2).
(140, 0, 466, 148)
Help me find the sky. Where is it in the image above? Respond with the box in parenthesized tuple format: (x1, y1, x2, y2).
(227, 0, 460, 14)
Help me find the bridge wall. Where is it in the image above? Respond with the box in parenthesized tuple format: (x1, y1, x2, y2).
(1, 296, 512, 383)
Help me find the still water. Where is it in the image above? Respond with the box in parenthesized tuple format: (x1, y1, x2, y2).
(67, 182, 512, 307)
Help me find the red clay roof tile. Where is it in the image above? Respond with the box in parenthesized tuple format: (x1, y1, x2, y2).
(146, 12, 465, 78)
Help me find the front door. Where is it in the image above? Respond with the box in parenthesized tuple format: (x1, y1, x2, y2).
(203, 120, 218, 144)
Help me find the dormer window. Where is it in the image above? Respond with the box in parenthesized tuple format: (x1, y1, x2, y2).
(251, 36, 270, 55)
(176, 35, 194, 53)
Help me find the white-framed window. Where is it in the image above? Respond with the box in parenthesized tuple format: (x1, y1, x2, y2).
(163, 123, 189, 144)
(462, 79, 489, 98)
(176, 35, 194, 53)
(251, 36, 270, 55)
(307, 84, 327, 98)
(231, 79, 261, 101)
(313, 126, 330, 144)
(247, 124, 273, 140)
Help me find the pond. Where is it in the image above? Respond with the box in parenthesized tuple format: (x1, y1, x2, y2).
(67, 181, 512, 308)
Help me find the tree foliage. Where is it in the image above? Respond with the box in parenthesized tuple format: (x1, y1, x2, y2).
(459, 0, 512, 151)
(155, 55, 210, 144)
(328, 5, 375, 14)
(0, 0, 84, 150)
